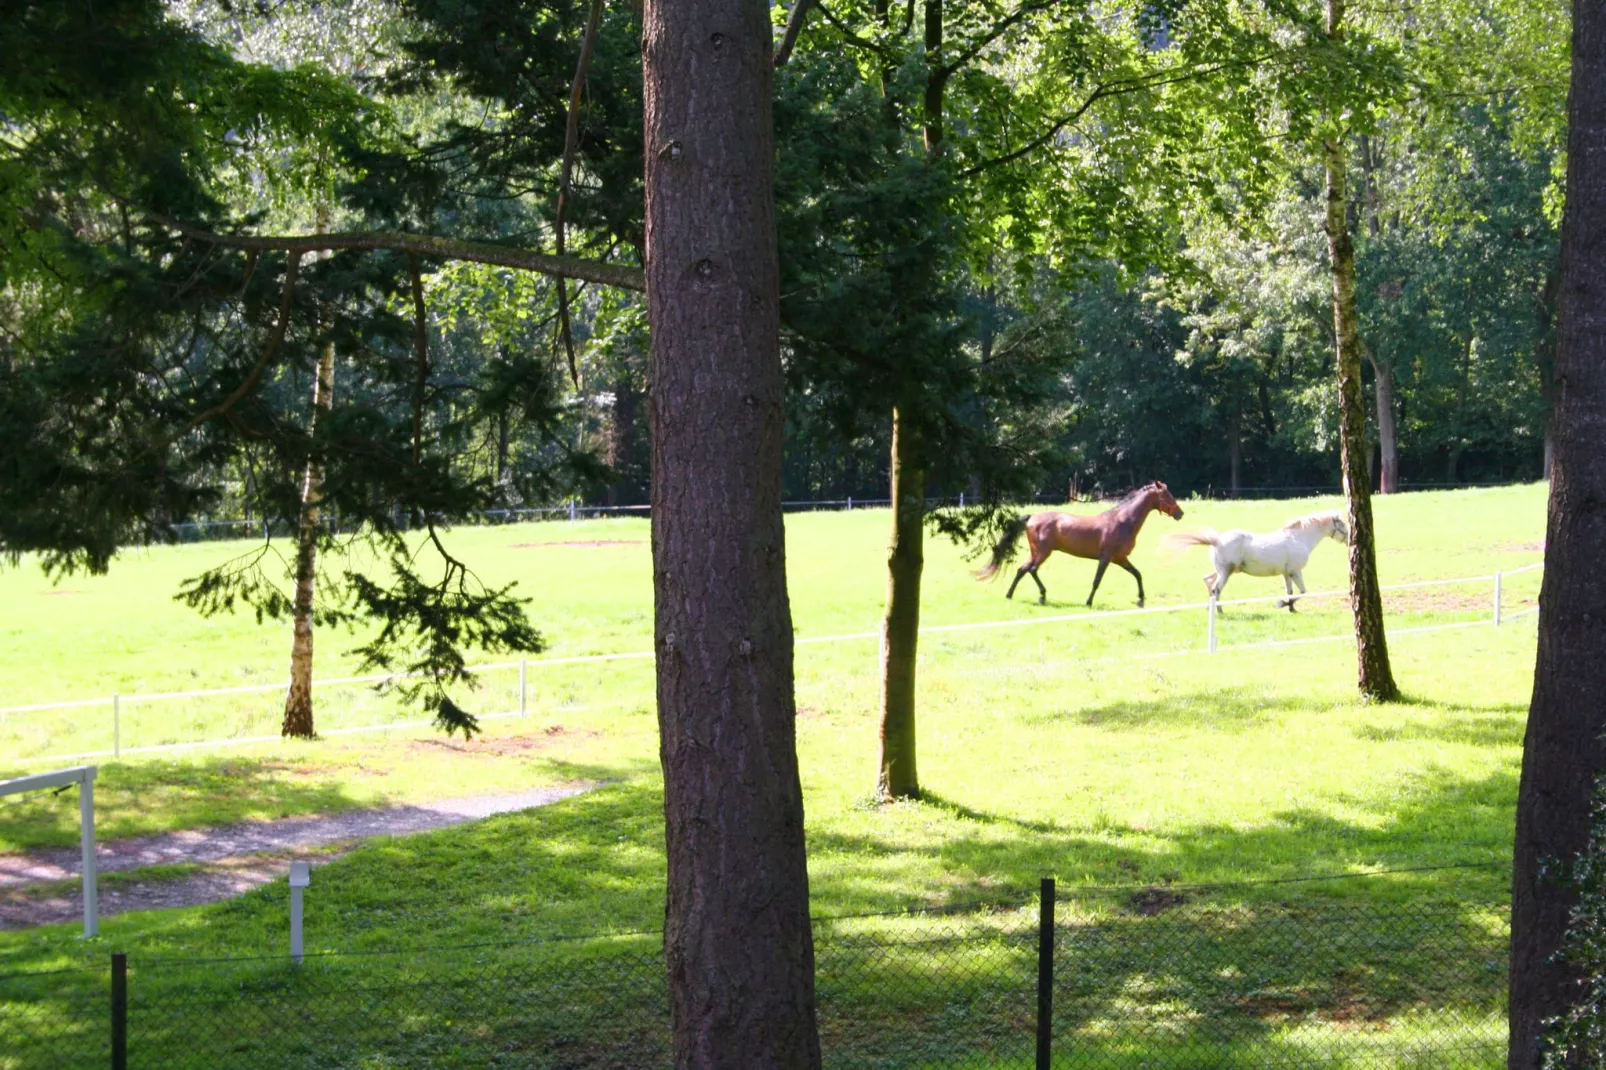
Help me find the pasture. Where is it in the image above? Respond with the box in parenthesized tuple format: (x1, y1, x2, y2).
(0, 484, 1546, 1065)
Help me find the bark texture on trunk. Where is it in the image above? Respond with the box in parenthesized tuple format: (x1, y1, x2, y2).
(642, 2, 820, 1065)
(878, 409, 923, 799)
(1323, 1, 1399, 703)
(282, 338, 336, 738)
(1509, 2, 1606, 1063)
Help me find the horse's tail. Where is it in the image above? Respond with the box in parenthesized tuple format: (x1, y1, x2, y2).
(975, 515, 1029, 581)
(1161, 529, 1220, 553)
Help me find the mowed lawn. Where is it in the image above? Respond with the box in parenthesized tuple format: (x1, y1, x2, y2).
(0, 485, 1545, 1066)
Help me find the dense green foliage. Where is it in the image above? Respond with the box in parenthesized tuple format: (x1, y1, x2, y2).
(0, 0, 1569, 715)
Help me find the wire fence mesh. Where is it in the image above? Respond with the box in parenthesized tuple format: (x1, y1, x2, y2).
(0, 890, 1508, 1069)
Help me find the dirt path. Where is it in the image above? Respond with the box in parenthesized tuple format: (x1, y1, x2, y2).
(0, 783, 595, 929)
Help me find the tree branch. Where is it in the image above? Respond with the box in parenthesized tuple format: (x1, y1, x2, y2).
(774, 0, 817, 67)
(555, 0, 607, 385)
(154, 215, 646, 292)
(814, 1, 894, 58)
(938, 0, 1054, 78)
(185, 254, 301, 432)
(962, 55, 1274, 177)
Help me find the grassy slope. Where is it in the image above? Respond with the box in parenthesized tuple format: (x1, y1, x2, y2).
(0, 486, 1544, 1066)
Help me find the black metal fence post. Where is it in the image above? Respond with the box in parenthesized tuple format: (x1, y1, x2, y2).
(1036, 877, 1054, 1069)
(111, 952, 127, 1070)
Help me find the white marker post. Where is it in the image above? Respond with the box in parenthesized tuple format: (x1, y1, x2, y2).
(1494, 571, 1504, 626)
(289, 861, 311, 964)
(0, 766, 97, 937)
(1207, 594, 1219, 654)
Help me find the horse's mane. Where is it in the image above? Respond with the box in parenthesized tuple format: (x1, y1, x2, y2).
(1282, 510, 1341, 532)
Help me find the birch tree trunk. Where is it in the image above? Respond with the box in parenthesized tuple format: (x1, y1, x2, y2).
(1323, 0, 1398, 703)
(282, 338, 334, 738)
(642, 1, 821, 1063)
(1508, 1, 1606, 1062)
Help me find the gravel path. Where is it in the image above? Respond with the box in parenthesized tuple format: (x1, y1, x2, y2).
(0, 783, 595, 929)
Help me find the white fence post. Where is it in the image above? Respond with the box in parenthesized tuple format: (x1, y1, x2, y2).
(519, 659, 528, 716)
(289, 861, 310, 964)
(568, 499, 577, 521)
(847, 497, 853, 511)
(1494, 572, 1503, 626)
(1207, 594, 1218, 653)
(80, 770, 97, 938)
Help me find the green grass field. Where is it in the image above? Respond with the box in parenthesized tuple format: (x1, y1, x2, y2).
(0, 484, 1547, 1067)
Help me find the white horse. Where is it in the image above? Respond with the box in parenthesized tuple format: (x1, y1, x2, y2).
(1163, 511, 1349, 612)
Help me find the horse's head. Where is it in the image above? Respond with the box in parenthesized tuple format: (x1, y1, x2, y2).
(1150, 481, 1183, 520)
(1327, 513, 1350, 543)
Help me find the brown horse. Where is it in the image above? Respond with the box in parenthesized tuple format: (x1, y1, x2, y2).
(975, 482, 1184, 606)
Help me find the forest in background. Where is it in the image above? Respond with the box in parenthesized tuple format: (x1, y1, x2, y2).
(5, 0, 1556, 523)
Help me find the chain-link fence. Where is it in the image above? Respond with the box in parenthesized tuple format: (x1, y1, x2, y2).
(0, 887, 1508, 1069)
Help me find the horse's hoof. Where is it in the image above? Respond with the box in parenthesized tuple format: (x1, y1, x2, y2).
(1137, 599, 1145, 608)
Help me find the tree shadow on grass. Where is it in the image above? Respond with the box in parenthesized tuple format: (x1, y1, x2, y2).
(0, 758, 367, 854)
(1030, 686, 1526, 742)
(0, 765, 1517, 1069)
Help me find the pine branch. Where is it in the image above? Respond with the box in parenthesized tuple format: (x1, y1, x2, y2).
(184, 253, 302, 431)
(151, 215, 646, 292)
(555, 0, 607, 385)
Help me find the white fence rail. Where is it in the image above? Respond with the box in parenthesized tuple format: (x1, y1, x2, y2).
(1, 562, 1543, 767)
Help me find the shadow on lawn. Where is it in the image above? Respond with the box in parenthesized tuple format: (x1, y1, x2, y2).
(1, 766, 1515, 1069)
(1034, 686, 1526, 744)
(0, 758, 368, 854)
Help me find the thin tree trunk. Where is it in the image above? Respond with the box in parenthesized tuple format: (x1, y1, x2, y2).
(1323, 0, 1398, 703)
(642, 2, 820, 1065)
(607, 372, 638, 505)
(1509, 1, 1606, 1063)
(879, 409, 922, 799)
(283, 200, 335, 740)
(283, 338, 335, 738)
(1371, 355, 1398, 494)
(875, 0, 945, 801)
(1229, 408, 1242, 498)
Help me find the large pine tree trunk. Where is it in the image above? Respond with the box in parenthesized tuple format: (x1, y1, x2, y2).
(879, 409, 923, 798)
(282, 339, 335, 739)
(1508, 3, 1606, 1063)
(1323, 0, 1398, 703)
(642, 2, 820, 1065)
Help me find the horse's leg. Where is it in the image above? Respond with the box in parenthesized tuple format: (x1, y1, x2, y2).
(1008, 529, 1049, 601)
(1278, 571, 1304, 613)
(1117, 560, 1144, 607)
(1086, 558, 1111, 607)
(1029, 562, 1048, 604)
(1213, 568, 1231, 615)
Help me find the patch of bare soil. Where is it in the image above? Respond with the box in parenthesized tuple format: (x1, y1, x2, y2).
(1126, 887, 1187, 916)
(406, 726, 599, 757)
(0, 783, 597, 929)
(1381, 588, 1490, 614)
(1502, 541, 1545, 553)
(509, 539, 645, 549)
